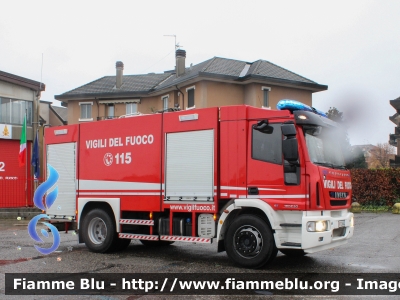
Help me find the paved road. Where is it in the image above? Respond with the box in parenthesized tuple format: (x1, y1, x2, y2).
(0, 213, 399, 299)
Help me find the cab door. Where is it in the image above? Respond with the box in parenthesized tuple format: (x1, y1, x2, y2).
(247, 121, 306, 210)
(247, 121, 285, 198)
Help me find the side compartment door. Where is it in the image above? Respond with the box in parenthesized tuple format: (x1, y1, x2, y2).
(165, 129, 214, 201)
(46, 142, 76, 218)
(162, 107, 219, 213)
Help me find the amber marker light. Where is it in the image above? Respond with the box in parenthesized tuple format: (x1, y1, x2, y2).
(149, 212, 153, 220)
(213, 214, 217, 221)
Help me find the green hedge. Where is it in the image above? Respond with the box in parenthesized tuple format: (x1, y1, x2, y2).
(351, 169, 400, 207)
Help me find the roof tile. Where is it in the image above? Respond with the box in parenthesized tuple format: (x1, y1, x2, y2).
(203, 57, 247, 77)
(64, 73, 171, 95)
(51, 105, 67, 122)
(56, 56, 325, 99)
(249, 60, 315, 83)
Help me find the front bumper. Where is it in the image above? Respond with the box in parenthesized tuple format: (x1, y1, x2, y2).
(275, 209, 354, 253)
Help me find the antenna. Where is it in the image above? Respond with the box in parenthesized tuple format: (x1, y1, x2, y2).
(164, 34, 180, 51)
(40, 53, 43, 91)
(164, 34, 183, 61)
(37, 54, 43, 130)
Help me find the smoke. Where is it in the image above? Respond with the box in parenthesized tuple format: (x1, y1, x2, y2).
(322, 89, 393, 146)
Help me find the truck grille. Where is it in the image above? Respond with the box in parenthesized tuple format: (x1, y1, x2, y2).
(329, 192, 349, 199)
(330, 200, 347, 206)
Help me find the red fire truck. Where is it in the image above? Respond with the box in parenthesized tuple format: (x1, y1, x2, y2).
(44, 103, 353, 268)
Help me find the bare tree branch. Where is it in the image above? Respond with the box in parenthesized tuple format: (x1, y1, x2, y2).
(368, 143, 396, 168)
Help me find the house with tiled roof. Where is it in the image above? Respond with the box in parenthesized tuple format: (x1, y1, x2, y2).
(39, 100, 67, 127)
(50, 105, 67, 125)
(55, 50, 328, 124)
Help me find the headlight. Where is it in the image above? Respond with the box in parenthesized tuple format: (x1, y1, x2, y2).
(315, 221, 327, 231)
(307, 221, 328, 232)
(350, 216, 354, 227)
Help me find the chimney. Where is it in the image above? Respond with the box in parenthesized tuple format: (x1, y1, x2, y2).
(116, 61, 124, 88)
(175, 49, 186, 77)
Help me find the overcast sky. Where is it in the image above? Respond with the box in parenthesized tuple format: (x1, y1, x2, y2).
(1, 0, 399, 146)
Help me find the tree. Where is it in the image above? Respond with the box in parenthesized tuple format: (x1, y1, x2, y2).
(326, 107, 344, 123)
(368, 143, 396, 168)
(347, 148, 368, 169)
(325, 107, 369, 169)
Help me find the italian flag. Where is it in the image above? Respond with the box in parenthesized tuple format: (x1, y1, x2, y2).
(18, 115, 26, 167)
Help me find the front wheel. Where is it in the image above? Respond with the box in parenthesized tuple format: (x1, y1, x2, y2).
(81, 208, 117, 253)
(225, 215, 276, 268)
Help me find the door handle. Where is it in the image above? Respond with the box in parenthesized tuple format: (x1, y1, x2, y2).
(248, 187, 259, 195)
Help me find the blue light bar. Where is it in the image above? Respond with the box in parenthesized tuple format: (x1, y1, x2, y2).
(277, 99, 327, 118)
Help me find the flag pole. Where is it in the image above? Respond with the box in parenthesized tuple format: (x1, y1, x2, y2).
(25, 110, 28, 206)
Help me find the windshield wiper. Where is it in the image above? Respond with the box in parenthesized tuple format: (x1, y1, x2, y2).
(313, 162, 347, 170)
(313, 162, 334, 168)
(333, 165, 347, 170)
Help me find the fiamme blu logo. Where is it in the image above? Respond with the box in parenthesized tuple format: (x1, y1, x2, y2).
(27, 164, 61, 255)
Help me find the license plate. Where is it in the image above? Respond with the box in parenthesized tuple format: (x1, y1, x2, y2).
(338, 220, 345, 228)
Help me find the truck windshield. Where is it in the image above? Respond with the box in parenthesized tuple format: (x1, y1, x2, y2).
(304, 127, 346, 169)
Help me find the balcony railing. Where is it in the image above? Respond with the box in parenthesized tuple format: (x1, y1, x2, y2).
(97, 113, 144, 120)
(389, 134, 399, 147)
(390, 156, 400, 168)
(97, 116, 119, 121)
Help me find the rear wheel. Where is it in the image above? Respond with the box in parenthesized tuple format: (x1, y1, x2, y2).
(82, 208, 117, 253)
(225, 215, 276, 268)
(280, 249, 306, 257)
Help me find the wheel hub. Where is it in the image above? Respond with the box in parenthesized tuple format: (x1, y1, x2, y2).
(88, 217, 107, 245)
(234, 226, 262, 258)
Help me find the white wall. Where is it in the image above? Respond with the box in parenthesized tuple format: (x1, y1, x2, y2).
(0, 81, 35, 101)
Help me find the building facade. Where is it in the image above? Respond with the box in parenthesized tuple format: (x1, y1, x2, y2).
(389, 97, 400, 167)
(0, 71, 45, 207)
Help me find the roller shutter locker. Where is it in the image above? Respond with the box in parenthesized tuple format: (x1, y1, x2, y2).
(46, 142, 76, 217)
(165, 130, 214, 201)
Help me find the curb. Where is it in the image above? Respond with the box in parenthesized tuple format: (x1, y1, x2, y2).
(0, 208, 42, 220)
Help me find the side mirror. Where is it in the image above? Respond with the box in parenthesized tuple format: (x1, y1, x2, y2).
(282, 124, 299, 164)
(283, 138, 299, 163)
(281, 123, 297, 136)
(254, 120, 273, 134)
